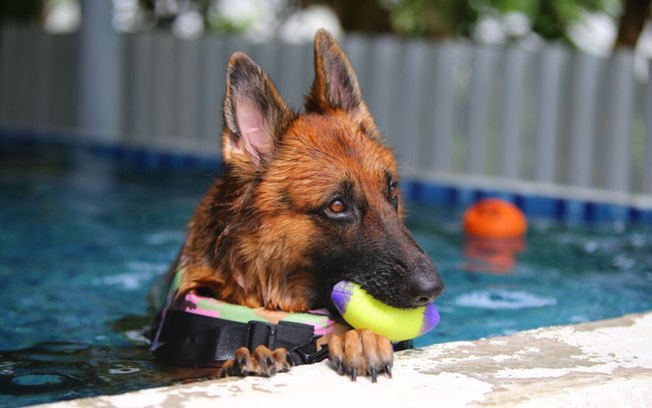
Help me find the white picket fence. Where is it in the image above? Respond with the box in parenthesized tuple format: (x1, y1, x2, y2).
(1, 25, 651, 200)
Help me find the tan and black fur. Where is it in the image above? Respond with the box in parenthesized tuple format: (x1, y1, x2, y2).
(172, 29, 443, 381)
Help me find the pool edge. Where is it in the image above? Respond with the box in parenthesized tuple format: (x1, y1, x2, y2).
(37, 311, 652, 408)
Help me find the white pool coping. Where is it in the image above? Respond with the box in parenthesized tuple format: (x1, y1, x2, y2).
(40, 312, 652, 408)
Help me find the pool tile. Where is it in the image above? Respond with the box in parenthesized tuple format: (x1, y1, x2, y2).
(520, 196, 560, 219)
(592, 203, 630, 224)
(563, 200, 589, 224)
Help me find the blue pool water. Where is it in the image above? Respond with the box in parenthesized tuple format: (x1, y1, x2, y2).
(1, 141, 651, 406)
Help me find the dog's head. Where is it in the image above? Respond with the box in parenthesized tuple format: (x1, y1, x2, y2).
(220, 30, 443, 311)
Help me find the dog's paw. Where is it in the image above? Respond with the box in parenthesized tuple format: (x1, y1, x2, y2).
(327, 329, 393, 382)
(219, 345, 292, 378)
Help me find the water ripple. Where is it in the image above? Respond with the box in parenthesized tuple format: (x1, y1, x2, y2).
(454, 290, 557, 310)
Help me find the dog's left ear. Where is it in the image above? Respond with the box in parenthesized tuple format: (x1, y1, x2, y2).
(306, 29, 371, 122)
(222, 52, 293, 170)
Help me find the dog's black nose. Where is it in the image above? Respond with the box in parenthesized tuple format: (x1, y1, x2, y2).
(409, 274, 444, 307)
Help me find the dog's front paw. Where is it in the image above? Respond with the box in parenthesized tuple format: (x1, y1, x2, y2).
(328, 329, 393, 382)
(219, 345, 291, 378)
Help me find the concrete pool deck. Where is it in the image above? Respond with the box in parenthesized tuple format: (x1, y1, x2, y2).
(42, 312, 652, 408)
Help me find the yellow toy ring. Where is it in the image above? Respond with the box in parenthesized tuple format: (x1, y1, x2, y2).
(330, 281, 440, 342)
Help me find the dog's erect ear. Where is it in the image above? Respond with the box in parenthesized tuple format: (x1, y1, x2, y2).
(222, 52, 293, 170)
(306, 29, 369, 119)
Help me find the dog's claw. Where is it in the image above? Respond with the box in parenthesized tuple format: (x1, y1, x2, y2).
(254, 346, 277, 377)
(327, 329, 394, 383)
(328, 333, 345, 375)
(333, 360, 343, 375)
(218, 346, 291, 378)
(233, 347, 251, 376)
(273, 348, 291, 373)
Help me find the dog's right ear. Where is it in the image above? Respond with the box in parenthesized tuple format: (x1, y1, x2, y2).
(222, 52, 293, 171)
(305, 29, 370, 122)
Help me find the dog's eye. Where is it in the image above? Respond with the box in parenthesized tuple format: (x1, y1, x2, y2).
(328, 199, 347, 214)
(389, 183, 398, 201)
(389, 182, 399, 208)
(323, 198, 354, 221)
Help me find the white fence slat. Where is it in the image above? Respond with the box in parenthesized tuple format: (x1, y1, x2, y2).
(466, 46, 497, 175)
(278, 42, 312, 110)
(51, 33, 78, 129)
(34, 31, 52, 127)
(384, 39, 406, 154)
(368, 36, 400, 146)
(199, 35, 226, 151)
(15, 27, 35, 126)
(397, 39, 427, 168)
(131, 33, 155, 140)
(643, 61, 652, 194)
(430, 42, 456, 172)
(568, 52, 600, 188)
(604, 50, 635, 192)
(177, 38, 201, 142)
(152, 33, 178, 143)
(120, 34, 134, 137)
(534, 45, 565, 183)
(499, 47, 528, 179)
(343, 34, 373, 106)
(78, 0, 122, 139)
(417, 43, 440, 169)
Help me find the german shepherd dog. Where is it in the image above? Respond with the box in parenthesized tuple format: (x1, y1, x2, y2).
(172, 29, 443, 381)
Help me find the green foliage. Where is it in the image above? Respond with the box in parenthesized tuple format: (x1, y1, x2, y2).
(391, 0, 478, 37)
(387, 0, 619, 41)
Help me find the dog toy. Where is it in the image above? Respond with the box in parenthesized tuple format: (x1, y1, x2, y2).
(330, 281, 440, 342)
(463, 198, 527, 238)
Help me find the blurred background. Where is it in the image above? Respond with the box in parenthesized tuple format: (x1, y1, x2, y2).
(1, 0, 651, 196)
(3, 0, 651, 54)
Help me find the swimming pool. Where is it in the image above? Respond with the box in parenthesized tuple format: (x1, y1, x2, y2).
(1, 139, 651, 406)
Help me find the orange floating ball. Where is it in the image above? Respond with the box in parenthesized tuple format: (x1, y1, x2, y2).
(463, 198, 527, 238)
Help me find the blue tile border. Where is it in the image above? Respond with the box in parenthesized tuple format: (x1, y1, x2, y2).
(2, 129, 651, 226)
(0, 129, 221, 171)
(521, 196, 562, 219)
(403, 180, 651, 226)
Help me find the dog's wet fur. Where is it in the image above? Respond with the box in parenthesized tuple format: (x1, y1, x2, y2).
(172, 29, 443, 381)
